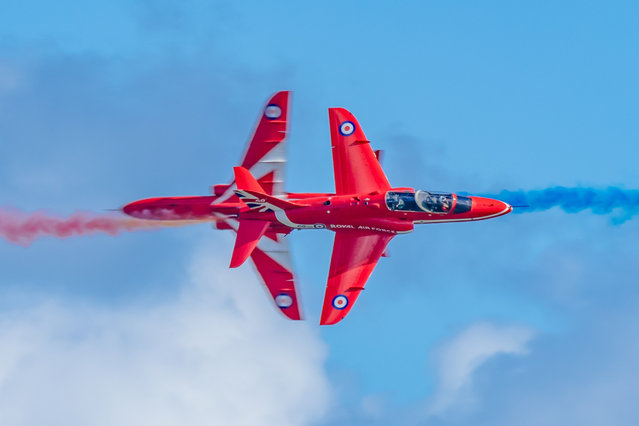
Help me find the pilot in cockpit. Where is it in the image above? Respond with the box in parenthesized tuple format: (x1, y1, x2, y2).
(440, 195, 451, 212)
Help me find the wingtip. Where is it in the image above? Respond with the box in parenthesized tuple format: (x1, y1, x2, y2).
(328, 107, 353, 121)
(268, 90, 291, 106)
(319, 311, 345, 326)
(328, 107, 367, 141)
(281, 308, 303, 321)
(229, 257, 245, 269)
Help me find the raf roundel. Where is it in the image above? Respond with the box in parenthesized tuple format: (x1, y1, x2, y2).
(339, 121, 356, 136)
(264, 104, 282, 120)
(332, 295, 349, 310)
(275, 293, 293, 308)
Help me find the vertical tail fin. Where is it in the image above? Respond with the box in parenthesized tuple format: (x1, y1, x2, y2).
(234, 166, 308, 211)
(229, 167, 271, 268)
(234, 166, 265, 192)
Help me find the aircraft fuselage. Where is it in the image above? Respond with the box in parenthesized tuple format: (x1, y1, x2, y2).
(122, 189, 511, 234)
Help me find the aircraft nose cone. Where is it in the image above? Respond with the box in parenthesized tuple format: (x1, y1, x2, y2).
(471, 197, 512, 218)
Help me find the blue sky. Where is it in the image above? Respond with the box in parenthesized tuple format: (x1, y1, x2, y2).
(1, 1, 639, 424)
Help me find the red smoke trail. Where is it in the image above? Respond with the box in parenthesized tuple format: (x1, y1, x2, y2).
(0, 209, 206, 246)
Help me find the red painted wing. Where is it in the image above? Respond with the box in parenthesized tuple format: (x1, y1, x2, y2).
(320, 231, 394, 325)
(213, 91, 289, 203)
(240, 91, 289, 187)
(250, 242, 302, 320)
(216, 217, 302, 320)
(329, 108, 391, 195)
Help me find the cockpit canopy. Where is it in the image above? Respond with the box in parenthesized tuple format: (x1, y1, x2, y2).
(386, 190, 467, 214)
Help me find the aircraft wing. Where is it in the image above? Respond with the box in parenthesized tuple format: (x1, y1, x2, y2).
(320, 231, 393, 325)
(213, 91, 289, 202)
(329, 107, 391, 195)
(216, 217, 303, 320)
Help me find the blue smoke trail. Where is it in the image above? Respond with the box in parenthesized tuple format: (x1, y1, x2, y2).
(483, 187, 639, 223)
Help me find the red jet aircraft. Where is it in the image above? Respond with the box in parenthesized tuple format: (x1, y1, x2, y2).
(123, 91, 512, 325)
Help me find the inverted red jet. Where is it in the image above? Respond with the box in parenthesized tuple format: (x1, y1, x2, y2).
(123, 91, 512, 325)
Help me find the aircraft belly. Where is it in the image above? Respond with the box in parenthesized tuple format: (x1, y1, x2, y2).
(278, 209, 413, 234)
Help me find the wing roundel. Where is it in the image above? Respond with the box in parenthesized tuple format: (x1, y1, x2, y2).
(320, 231, 393, 325)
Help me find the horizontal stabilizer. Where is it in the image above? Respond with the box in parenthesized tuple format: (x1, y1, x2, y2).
(230, 219, 270, 268)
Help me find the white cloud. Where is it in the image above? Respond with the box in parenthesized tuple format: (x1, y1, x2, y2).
(0, 239, 331, 426)
(426, 322, 535, 417)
